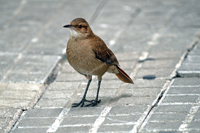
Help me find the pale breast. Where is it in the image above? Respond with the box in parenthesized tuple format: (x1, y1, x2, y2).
(66, 40, 109, 76)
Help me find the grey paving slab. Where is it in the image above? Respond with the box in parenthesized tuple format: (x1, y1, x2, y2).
(135, 68, 174, 79)
(2, 55, 61, 83)
(56, 126, 91, 133)
(168, 86, 200, 95)
(0, 83, 45, 108)
(98, 125, 134, 133)
(13, 128, 48, 133)
(155, 105, 192, 113)
(61, 116, 97, 125)
(161, 95, 199, 104)
(142, 121, 182, 132)
(24, 108, 62, 118)
(171, 78, 200, 87)
(17, 118, 56, 127)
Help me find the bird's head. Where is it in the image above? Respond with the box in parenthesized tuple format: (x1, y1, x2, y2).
(63, 18, 94, 39)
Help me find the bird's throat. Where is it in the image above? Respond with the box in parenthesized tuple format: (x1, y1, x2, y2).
(70, 29, 79, 38)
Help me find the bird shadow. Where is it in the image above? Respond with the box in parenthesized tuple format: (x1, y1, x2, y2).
(109, 94, 132, 103)
(143, 75, 156, 80)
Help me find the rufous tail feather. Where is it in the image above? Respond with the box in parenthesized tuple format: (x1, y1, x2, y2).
(115, 66, 134, 84)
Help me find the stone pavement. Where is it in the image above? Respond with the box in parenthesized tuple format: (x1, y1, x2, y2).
(0, 0, 200, 133)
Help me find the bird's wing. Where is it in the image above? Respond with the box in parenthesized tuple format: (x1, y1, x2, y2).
(91, 35, 119, 66)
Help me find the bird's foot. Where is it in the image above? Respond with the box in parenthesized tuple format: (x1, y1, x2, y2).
(72, 99, 101, 107)
(84, 99, 101, 107)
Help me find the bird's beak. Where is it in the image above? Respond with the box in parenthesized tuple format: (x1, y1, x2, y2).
(63, 24, 73, 28)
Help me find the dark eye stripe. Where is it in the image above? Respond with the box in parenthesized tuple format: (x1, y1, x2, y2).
(79, 25, 82, 28)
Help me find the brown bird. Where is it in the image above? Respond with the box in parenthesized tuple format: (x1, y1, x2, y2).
(63, 18, 133, 107)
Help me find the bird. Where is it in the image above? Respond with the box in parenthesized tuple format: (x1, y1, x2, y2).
(63, 18, 133, 107)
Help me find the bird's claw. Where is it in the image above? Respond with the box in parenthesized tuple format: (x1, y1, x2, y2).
(84, 100, 101, 107)
(72, 99, 101, 107)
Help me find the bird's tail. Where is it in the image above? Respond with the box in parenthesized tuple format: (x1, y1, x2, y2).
(115, 66, 134, 84)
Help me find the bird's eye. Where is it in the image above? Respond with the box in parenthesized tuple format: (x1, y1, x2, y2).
(79, 25, 82, 28)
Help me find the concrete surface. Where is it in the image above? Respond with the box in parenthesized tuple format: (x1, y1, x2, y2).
(0, 0, 200, 133)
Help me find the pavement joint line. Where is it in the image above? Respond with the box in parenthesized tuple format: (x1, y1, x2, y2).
(41, 56, 62, 84)
(131, 106, 152, 133)
(89, 0, 108, 25)
(109, 8, 141, 46)
(179, 96, 200, 132)
(0, 53, 22, 82)
(130, 8, 176, 81)
(21, 3, 65, 54)
(129, 51, 149, 79)
(9, 109, 27, 133)
(89, 106, 112, 133)
(138, 80, 172, 132)
(47, 108, 70, 133)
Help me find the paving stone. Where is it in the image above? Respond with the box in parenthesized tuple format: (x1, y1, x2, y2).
(188, 120, 200, 129)
(56, 126, 91, 133)
(0, 54, 16, 74)
(142, 121, 182, 131)
(41, 90, 74, 99)
(136, 68, 174, 79)
(193, 110, 200, 120)
(13, 128, 48, 133)
(61, 116, 97, 125)
(117, 96, 156, 106)
(0, 99, 31, 108)
(47, 81, 80, 90)
(155, 105, 192, 113)
(148, 113, 187, 122)
(167, 87, 200, 95)
(122, 88, 161, 97)
(123, 79, 166, 88)
(34, 99, 68, 109)
(109, 105, 147, 116)
(85, 88, 117, 98)
(0, 83, 8, 91)
(188, 130, 200, 133)
(115, 52, 139, 61)
(161, 95, 199, 104)
(104, 115, 141, 124)
(6, 83, 44, 91)
(171, 78, 200, 87)
(141, 59, 179, 69)
(148, 51, 183, 59)
(190, 47, 200, 56)
(184, 55, 200, 64)
(0, 90, 36, 100)
(55, 72, 86, 82)
(3, 55, 61, 83)
(25, 108, 62, 118)
(0, 83, 45, 108)
(98, 125, 134, 132)
(0, 108, 18, 118)
(0, 117, 13, 131)
(89, 80, 122, 89)
(67, 107, 104, 117)
(17, 118, 56, 127)
(177, 64, 200, 78)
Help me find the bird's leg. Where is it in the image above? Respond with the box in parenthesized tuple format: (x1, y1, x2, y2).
(72, 79, 92, 107)
(85, 80, 101, 107)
